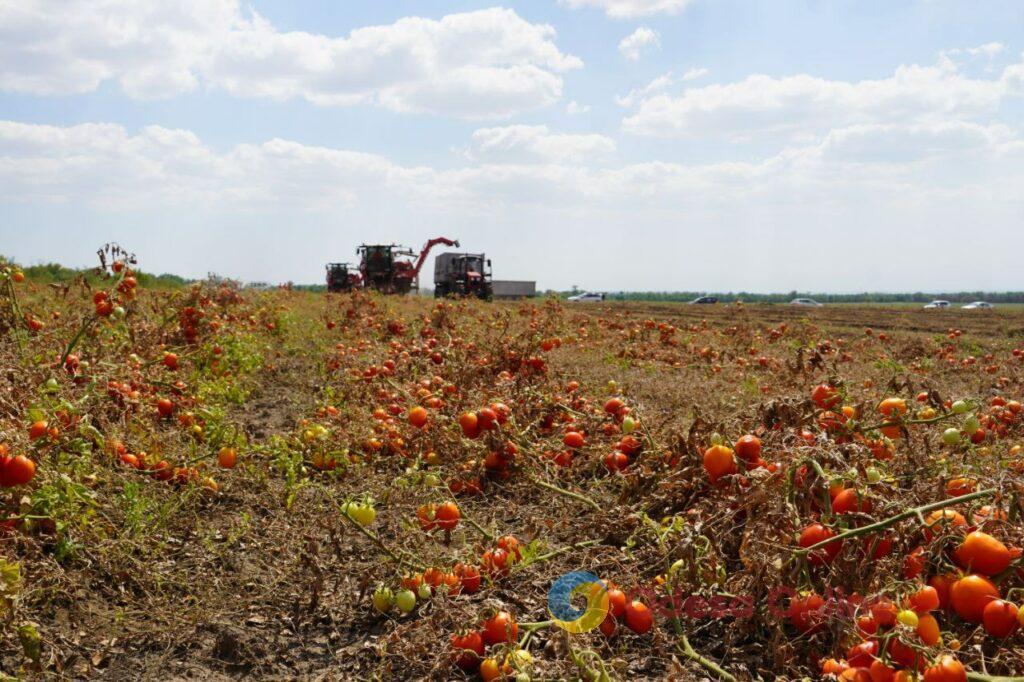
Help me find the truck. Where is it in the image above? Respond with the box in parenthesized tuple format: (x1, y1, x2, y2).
(492, 280, 536, 299)
(433, 252, 493, 300)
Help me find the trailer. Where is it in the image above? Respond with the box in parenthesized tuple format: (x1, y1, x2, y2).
(492, 280, 536, 299)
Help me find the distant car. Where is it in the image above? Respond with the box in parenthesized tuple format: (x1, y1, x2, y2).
(567, 292, 605, 302)
(923, 300, 950, 309)
(961, 301, 993, 309)
(790, 298, 822, 307)
(689, 296, 718, 305)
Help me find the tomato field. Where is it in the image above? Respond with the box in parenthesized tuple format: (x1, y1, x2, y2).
(1, 250, 1024, 681)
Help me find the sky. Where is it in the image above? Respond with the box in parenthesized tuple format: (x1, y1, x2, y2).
(1, 0, 1023, 292)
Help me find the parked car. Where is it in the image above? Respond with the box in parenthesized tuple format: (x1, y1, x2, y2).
(790, 298, 823, 307)
(688, 296, 718, 305)
(961, 301, 993, 309)
(923, 300, 951, 309)
(567, 292, 605, 302)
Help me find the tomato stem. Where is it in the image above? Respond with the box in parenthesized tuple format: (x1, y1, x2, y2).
(795, 488, 996, 556)
(528, 474, 601, 512)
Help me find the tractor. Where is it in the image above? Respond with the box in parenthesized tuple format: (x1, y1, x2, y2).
(433, 252, 493, 300)
(325, 262, 360, 292)
(357, 237, 459, 294)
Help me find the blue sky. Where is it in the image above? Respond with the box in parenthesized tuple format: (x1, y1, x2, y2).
(1, 1, 1023, 291)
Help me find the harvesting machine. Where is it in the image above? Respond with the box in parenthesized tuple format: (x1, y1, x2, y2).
(325, 263, 361, 292)
(356, 237, 459, 294)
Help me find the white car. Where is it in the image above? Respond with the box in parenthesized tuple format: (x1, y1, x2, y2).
(567, 292, 605, 302)
(961, 301, 993, 310)
(790, 298, 822, 307)
(923, 300, 950, 309)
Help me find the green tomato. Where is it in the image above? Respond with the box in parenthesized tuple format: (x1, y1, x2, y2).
(112, 305, 126, 319)
(43, 378, 59, 392)
(349, 503, 376, 526)
(865, 467, 881, 484)
(372, 586, 393, 613)
(963, 415, 980, 435)
(942, 428, 962, 446)
(622, 416, 636, 434)
(395, 589, 416, 614)
(417, 583, 432, 600)
(951, 400, 970, 414)
(897, 609, 919, 628)
(607, 380, 618, 394)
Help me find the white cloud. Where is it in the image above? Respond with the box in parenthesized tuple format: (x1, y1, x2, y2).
(465, 125, 616, 163)
(3, 119, 1021, 215)
(682, 67, 709, 81)
(622, 56, 1024, 139)
(566, 100, 591, 114)
(618, 27, 660, 61)
(616, 71, 676, 107)
(560, 0, 694, 19)
(0, 2, 581, 119)
(944, 42, 1006, 60)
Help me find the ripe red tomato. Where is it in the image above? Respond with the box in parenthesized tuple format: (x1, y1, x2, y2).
(407, 406, 428, 429)
(606, 587, 627, 618)
(922, 655, 966, 682)
(563, 431, 585, 449)
(846, 639, 878, 668)
(156, 398, 174, 418)
(733, 434, 761, 461)
(624, 600, 653, 634)
(458, 412, 479, 438)
(28, 420, 48, 441)
(434, 502, 461, 531)
(450, 631, 484, 671)
(603, 451, 628, 473)
(799, 523, 842, 565)
(812, 383, 840, 409)
(908, 585, 940, 613)
(981, 599, 1019, 638)
(454, 563, 480, 594)
(477, 408, 497, 430)
(1, 455, 36, 487)
(481, 610, 518, 645)
(832, 488, 872, 515)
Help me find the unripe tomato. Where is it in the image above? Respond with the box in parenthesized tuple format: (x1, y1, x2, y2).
(372, 586, 393, 613)
(348, 502, 377, 526)
(394, 589, 416, 614)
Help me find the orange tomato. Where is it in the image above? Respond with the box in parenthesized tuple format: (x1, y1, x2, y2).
(949, 574, 999, 622)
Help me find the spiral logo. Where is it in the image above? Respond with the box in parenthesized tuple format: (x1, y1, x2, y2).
(547, 571, 609, 633)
